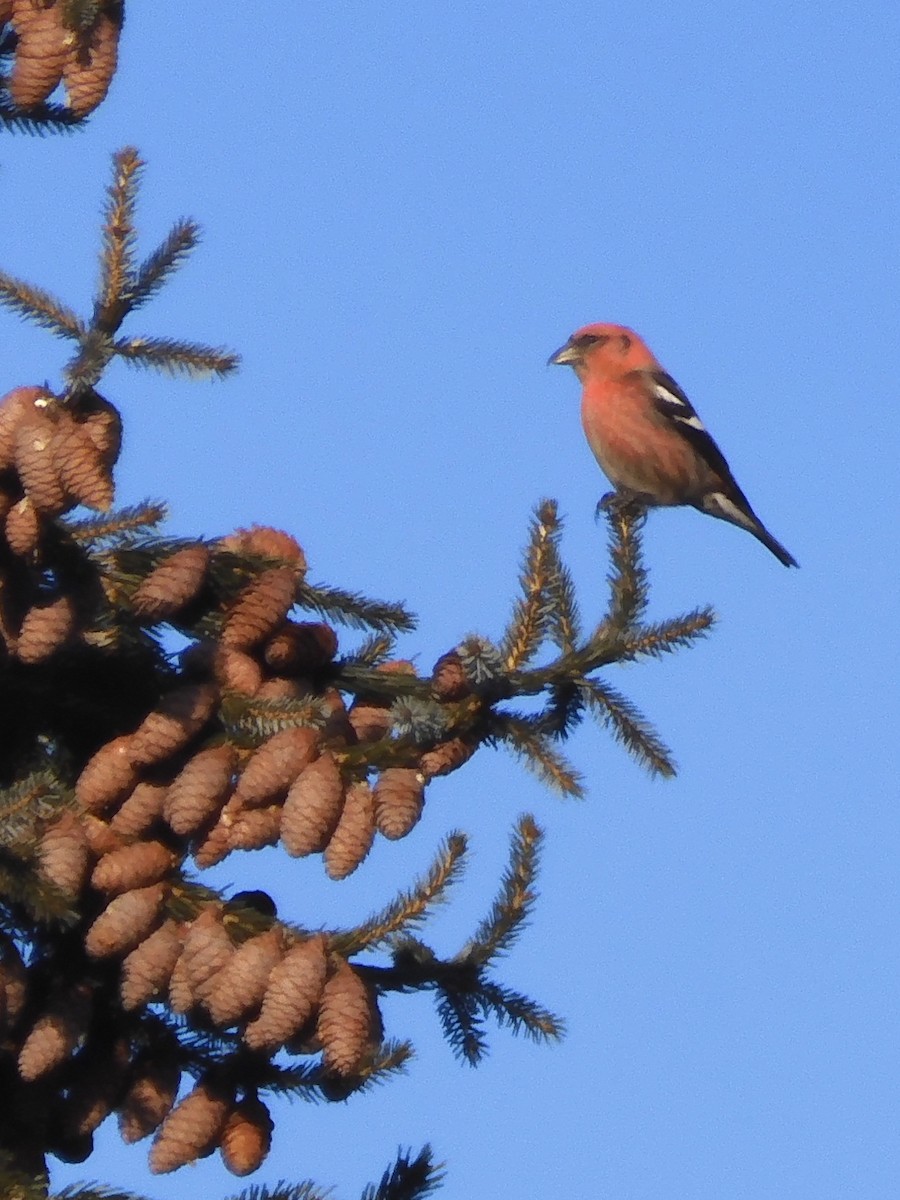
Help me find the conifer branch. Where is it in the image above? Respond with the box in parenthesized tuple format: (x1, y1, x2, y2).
(112, 335, 240, 379)
(132, 218, 201, 311)
(297, 582, 416, 634)
(465, 814, 541, 967)
(580, 679, 677, 778)
(475, 980, 564, 1045)
(223, 1185, 332, 1200)
(96, 145, 142, 325)
(501, 499, 560, 670)
(601, 500, 650, 630)
(619, 609, 716, 659)
(490, 715, 585, 798)
(63, 502, 168, 544)
(337, 834, 468, 955)
(0, 272, 86, 338)
(0, 96, 85, 134)
(361, 1145, 445, 1200)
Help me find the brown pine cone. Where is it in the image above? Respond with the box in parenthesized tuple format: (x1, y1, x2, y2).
(120, 919, 184, 1010)
(348, 698, 392, 742)
(227, 804, 282, 852)
(62, 6, 121, 116)
(128, 683, 218, 767)
(221, 566, 298, 650)
(168, 906, 233, 1013)
(373, 768, 426, 840)
(191, 818, 231, 869)
(61, 1037, 131, 1138)
(280, 752, 345, 857)
(242, 934, 328, 1051)
(419, 736, 477, 779)
(17, 983, 92, 1082)
(81, 812, 123, 858)
(220, 1096, 273, 1176)
(204, 927, 284, 1028)
(431, 650, 471, 700)
(9, 0, 68, 108)
(84, 882, 167, 958)
(52, 416, 114, 510)
(133, 545, 211, 621)
(149, 1079, 233, 1174)
(37, 809, 91, 896)
(0, 386, 49, 469)
(17, 595, 78, 663)
(14, 409, 67, 515)
(232, 726, 319, 810)
(317, 958, 375, 1077)
(0, 0, 10, 21)
(75, 734, 139, 813)
(5, 496, 42, 557)
(219, 524, 307, 571)
(324, 780, 376, 880)
(263, 620, 338, 674)
(163, 744, 235, 836)
(118, 1050, 181, 1143)
(210, 644, 264, 695)
(109, 780, 169, 839)
(254, 676, 305, 700)
(90, 839, 175, 895)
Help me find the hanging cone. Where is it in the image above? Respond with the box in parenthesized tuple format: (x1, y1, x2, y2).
(163, 743, 235, 836)
(109, 779, 169, 839)
(168, 906, 233, 1013)
(254, 676, 305, 700)
(210, 645, 264, 695)
(232, 726, 319, 810)
(316, 958, 375, 1077)
(373, 768, 426, 840)
(128, 682, 218, 767)
(17, 984, 92, 1082)
(280, 752, 345, 858)
(13, 410, 67, 515)
(90, 839, 175, 895)
(242, 934, 328, 1051)
(220, 1096, 273, 1176)
(75, 734, 139, 813)
(149, 1079, 233, 1174)
(221, 566, 298, 650)
(9, 0, 68, 108)
(79, 393, 122, 466)
(17, 595, 78, 663)
(5, 496, 42, 557)
(62, 6, 121, 116)
(120, 919, 184, 1010)
(84, 882, 167, 958)
(431, 650, 471, 700)
(0, 386, 49, 469)
(419, 736, 477, 779)
(37, 809, 91, 896)
(204, 927, 284, 1028)
(118, 1049, 181, 1143)
(219, 524, 307, 571)
(324, 780, 376, 880)
(133, 545, 211, 620)
(348, 698, 392, 742)
(262, 620, 338, 673)
(191, 818, 231, 869)
(81, 812, 123, 858)
(228, 804, 282, 852)
(52, 417, 114, 510)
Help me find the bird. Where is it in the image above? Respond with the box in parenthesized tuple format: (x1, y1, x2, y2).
(548, 322, 798, 567)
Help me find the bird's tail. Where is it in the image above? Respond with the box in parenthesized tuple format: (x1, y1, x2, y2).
(700, 490, 799, 568)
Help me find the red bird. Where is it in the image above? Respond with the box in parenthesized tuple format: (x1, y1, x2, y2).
(549, 322, 798, 567)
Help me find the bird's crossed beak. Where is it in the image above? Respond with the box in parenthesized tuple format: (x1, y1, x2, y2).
(547, 340, 580, 366)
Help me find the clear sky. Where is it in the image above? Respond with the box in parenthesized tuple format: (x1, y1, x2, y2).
(5, 3, 900, 1197)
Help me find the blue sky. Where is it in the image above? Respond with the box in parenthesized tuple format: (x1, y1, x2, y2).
(5, 3, 900, 1197)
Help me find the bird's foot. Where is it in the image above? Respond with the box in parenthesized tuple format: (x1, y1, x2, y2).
(595, 489, 651, 522)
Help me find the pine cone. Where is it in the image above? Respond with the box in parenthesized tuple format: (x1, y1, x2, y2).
(219, 524, 307, 571)
(263, 620, 338, 673)
(254, 676, 305, 700)
(14, 409, 67, 515)
(149, 1079, 233, 1174)
(324, 780, 376, 880)
(220, 1096, 273, 1176)
(242, 934, 328, 1051)
(9, 0, 68, 108)
(373, 768, 426, 840)
(210, 644, 264, 695)
(0, 385, 49, 469)
(431, 650, 471, 700)
(221, 566, 298, 650)
(204, 927, 284, 1028)
(120, 919, 184, 1010)
(317, 958, 375, 1077)
(227, 804, 282, 852)
(118, 1050, 181, 1143)
(37, 809, 91, 895)
(168, 906, 233, 1013)
(419, 736, 477, 779)
(60, 1037, 131, 1138)
(62, 6, 121, 116)
(163, 743, 235, 836)
(280, 752, 345, 857)
(75, 734, 139, 813)
(232, 726, 319, 810)
(79, 391, 122, 465)
(191, 818, 231, 869)
(0, 0, 10, 21)
(52, 416, 114, 510)
(84, 882, 167, 958)
(18, 983, 92, 1082)
(348, 698, 392, 742)
(81, 812, 123, 858)
(133, 545, 211, 620)
(6, 496, 42, 557)
(90, 839, 175, 895)
(17, 595, 78, 663)
(128, 682, 218, 767)
(109, 779, 169, 839)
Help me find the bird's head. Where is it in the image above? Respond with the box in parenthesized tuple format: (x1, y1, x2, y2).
(548, 323, 642, 380)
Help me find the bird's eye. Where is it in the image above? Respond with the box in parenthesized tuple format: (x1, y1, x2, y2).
(573, 333, 607, 348)
(619, 334, 631, 351)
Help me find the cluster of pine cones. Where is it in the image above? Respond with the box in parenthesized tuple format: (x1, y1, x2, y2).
(1, 0, 123, 117)
(0, 377, 485, 1173)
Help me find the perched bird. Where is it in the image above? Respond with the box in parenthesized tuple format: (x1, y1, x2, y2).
(548, 322, 798, 567)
